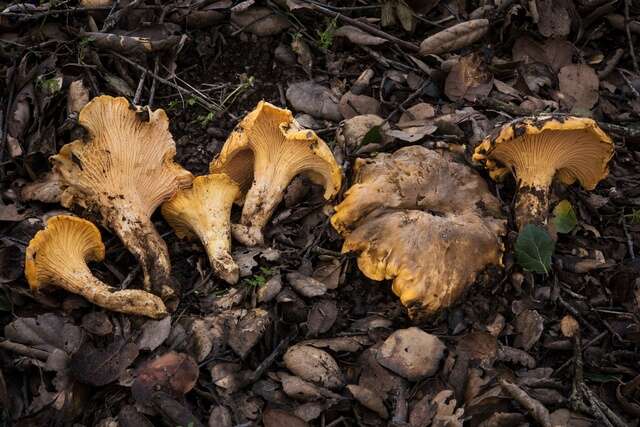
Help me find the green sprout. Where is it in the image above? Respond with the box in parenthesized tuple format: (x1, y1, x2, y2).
(242, 267, 274, 289)
(316, 17, 338, 50)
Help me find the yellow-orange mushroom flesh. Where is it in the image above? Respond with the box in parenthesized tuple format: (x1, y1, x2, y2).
(211, 101, 342, 246)
(25, 215, 167, 319)
(51, 95, 193, 303)
(162, 174, 241, 284)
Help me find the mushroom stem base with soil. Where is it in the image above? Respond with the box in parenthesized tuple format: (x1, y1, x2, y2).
(235, 174, 291, 247)
(54, 268, 167, 319)
(106, 206, 178, 305)
(514, 184, 550, 230)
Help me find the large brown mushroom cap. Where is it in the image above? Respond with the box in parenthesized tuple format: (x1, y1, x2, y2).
(51, 95, 193, 303)
(331, 146, 505, 320)
(210, 101, 342, 246)
(25, 215, 167, 319)
(161, 174, 241, 284)
(473, 115, 613, 229)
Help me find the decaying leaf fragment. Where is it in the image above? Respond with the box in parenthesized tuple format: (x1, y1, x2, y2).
(162, 174, 241, 284)
(51, 96, 193, 302)
(419, 19, 488, 56)
(473, 115, 613, 229)
(25, 215, 167, 319)
(331, 146, 505, 319)
(211, 101, 342, 246)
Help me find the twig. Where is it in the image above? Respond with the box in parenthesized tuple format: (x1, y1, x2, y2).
(298, 0, 420, 52)
(0, 340, 49, 360)
(598, 121, 640, 139)
(624, 0, 639, 74)
(599, 49, 625, 78)
(133, 69, 147, 106)
(148, 56, 160, 109)
(499, 379, 552, 427)
(110, 52, 219, 111)
(621, 215, 636, 260)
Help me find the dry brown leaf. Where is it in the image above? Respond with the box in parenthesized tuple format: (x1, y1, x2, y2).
(444, 54, 493, 102)
(536, 0, 571, 38)
(132, 352, 198, 402)
(334, 26, 387, 46)
(560, 315, 579, 337)
(419, 19, 488, 56)
(558, 64, 599, 111)
(512, 36, 574, 72)
(231, 6, 290, 36)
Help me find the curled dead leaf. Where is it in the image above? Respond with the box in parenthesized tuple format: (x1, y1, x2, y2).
(132, 352, 199, 402)
(419, 19, 489, 56)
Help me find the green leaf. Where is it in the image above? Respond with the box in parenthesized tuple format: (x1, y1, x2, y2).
(515, 224, 555, 274)
(552, 200, 577, 233)
(361, 125, 382, 146)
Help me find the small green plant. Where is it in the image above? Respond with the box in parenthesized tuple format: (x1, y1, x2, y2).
(316, 17, 338, 50)
(515, 224, 555, 274)
(242, 267, 274, 289)
(196, 111, 216, 127)
(625, 208, 640, 224)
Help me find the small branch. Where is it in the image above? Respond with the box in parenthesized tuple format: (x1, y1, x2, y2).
(298, 0, 420, 52)
(624, 0, 640, 74)
(499, 379, 552, 427)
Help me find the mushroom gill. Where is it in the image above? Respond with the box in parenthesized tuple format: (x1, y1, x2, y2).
(210, 101, 342, 247)
(473, 115, 613, 230)
(51, 95, 193, 303)
(162, 174, 241, 284)
(331, 145, 506, 320)
(25, 215, 167, 319)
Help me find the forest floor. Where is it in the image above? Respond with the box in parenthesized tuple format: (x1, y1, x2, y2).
(1, 0, 640, 426)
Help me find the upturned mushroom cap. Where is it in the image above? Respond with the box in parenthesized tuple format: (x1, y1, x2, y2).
(331, 146, 506, 320)
(51, 95, 193, 303)
(25, 215, 167, 319)
(473, 115, 613, 229)
(210, 101, 342, 246)
(161, 174, 241, 284)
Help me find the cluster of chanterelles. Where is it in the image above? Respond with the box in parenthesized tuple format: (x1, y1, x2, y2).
(23, 93, 614, 322)
(23, 96, 342, 318)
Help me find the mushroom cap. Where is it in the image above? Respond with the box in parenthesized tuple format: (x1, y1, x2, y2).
(343, 210, 504, 317)
(331, 145, 502, 235)
(52, 95, 193, 218)
(161, 174, 241, 284)
(472, 115, 613, 189)
(162, 173, 241, 240)
(210, 100, 342, 200)
(25, 215, 104, 292)
(331, 146, 505, 318)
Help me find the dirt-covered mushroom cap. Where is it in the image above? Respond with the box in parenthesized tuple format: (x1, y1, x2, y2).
(331, 146, 506, 320)
(51, 95, 193, 303)
(473, 115, 613, 229)
(210, 101, 342, 247)
(25, 215, 167, 319)
(161, 174, 241, 284)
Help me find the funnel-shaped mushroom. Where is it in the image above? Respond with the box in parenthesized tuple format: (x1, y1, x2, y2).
(331, 146, 506, 320)
(51, 96, 193, 303)
(162, 174, 241, 284)
(25, 215, 167, 319)
(210, 101, 342, 246)
(473, 115, 613, 230)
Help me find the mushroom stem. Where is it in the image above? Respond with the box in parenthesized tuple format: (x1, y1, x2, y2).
(236, 170, 293, 246)
(52, 265, 167, 319)
(514, 184, 551, 230)
(203, 240, 239, 284)
(105, 205, 177, 303)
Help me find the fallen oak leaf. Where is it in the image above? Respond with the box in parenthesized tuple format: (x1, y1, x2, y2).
(419, 19, 488, 56)
(334, 25, 387, 46)
(132, 351, 199, 401)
